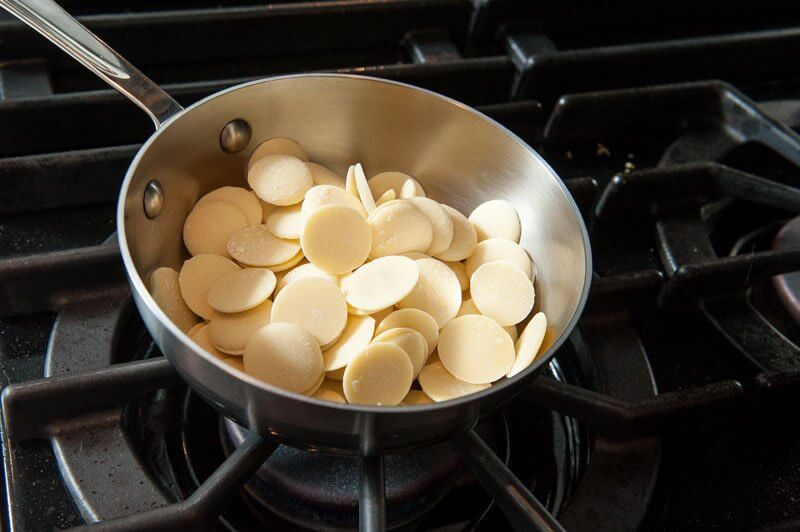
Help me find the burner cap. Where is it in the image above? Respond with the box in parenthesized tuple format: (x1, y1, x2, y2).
(773, 216, 800, 323)
(223, 418, 462, 530)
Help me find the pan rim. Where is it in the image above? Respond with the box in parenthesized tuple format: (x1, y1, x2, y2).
(116, 72, 592, 415)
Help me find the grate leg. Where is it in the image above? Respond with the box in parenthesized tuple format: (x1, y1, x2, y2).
(457, 429, 565, 532)
(359, 454, 387, 532)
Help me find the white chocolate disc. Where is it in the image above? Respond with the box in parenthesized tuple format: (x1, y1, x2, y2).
(469, 200, 521, 243)
(227, 225, 301, 267)
(372, 327, 428, 379)
(397, 258, 462, 328)
(433, 205, 477, 262)
(302, 372, 325, 395)
(345, 165, 358, 197)
(375, 189, 396, 206)
(507, 312, 547, 378)
(399, 178, 426, 198)
(402, 390, 434, 405)
(209, 299, 272, 352)
(367, 200, 433, 258)
(248, 137, 308, 169)
(243, 322, 323, 393)
(418, 362, 490, 402)
(275, 262, 338, 296)
(353, 163, 377, 213)
(368, 171, 424, 198)
(401, 252, 429, 260)
(302, 185, 366, 218)
(437, 314, 515, 384)
(340, 256, 419, 312)
(267, 250, 305, 273)
(266, 203, 305, 239)
(248, 154, 313, 206)
(271, 276, 347, 345)
(377, 308, 439, 356)
(470, 261, 534, 326)
(465, 238, 532, 279)
(308, 162, 344, 187)
(149, 267, 198, 333)
(301, 204, 372, 274)
(405, 197, 453, 256)
(312, 388, 346, 402)
(323, 314, 375, 371)
(184, 200, 248, 257)
(444, 260, 468, 291)
(179, 254, 240, 319)
(343, 343, 413, 405)
(207, 268, 276, 314)
(197, 187, 263, 226)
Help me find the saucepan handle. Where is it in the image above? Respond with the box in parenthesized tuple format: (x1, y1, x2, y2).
(0, 0, 183, 129)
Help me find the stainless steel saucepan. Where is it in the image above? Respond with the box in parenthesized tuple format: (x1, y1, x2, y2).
(2, 0, 591, 453)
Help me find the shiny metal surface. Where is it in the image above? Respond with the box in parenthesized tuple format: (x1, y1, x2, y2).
(143, 180, 164, 219)
(0, 0, 182, 127)
(220, 118, 253, 154)
(773, 215, 800, 323)
(118, 74, 591, 451)
(2, 0, 591, 453)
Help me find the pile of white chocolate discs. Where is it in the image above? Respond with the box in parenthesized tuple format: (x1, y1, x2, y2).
(148, 137, 549, 406)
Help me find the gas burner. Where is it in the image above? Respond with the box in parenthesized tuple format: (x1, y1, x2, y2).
(126, 352, 587, 530)
(222, 416, 466, 530)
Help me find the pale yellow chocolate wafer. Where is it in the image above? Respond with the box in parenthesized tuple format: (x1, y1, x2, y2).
(179, 254, 240, 319)
(301, 204, 371, 274)
(184, 200, 248, 257)
(470, 261, 534, 326)
(271, 276, 347, 345)
(207, 268, 276, 314)
(437, 314, 515, 384)
(149, 267, 198, 333)
(243, 322, 323, 393)
(343, 343, 413, 405)
(418, 362, 490, 402)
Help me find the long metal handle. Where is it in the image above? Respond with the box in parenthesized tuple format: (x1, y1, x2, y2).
(0, 0, 182, 128)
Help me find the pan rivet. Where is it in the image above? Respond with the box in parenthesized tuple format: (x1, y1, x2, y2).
(220, 119, 252, 154)
(143, 180, 164, 219)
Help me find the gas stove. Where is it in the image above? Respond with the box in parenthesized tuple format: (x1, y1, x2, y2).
(3, 1, 800, 530)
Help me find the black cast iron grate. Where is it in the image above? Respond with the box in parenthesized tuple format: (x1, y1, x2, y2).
(4, 0, 800, 530)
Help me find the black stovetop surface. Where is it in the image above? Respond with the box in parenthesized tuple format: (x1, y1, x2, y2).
(4, 1, 800, 530)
